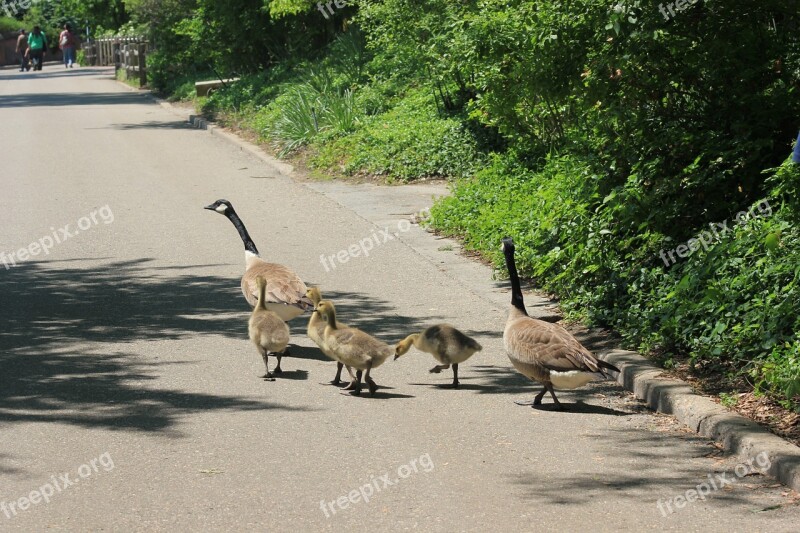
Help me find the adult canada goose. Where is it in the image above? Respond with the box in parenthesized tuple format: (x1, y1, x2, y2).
(394, 325, 482, 388)
(305, 287, 356, 386)
(249, 276, 290, 380)
(316, 300, 394, 396)
(501, 237, 619, 410)
(204, 199, 312, 321)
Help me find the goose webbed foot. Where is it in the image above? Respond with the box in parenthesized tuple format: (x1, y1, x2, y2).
(429, 364, 449, 374)
(262, 373, 276, 382)
(366, 377, 378, 396)
(515, 386, 566, 410)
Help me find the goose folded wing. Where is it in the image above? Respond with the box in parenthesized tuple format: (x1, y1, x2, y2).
(509, 320, 603, 373)
(242, 263, 313, 308)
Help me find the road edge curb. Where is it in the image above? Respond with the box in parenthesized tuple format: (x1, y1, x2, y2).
(601, 349, 800, 492)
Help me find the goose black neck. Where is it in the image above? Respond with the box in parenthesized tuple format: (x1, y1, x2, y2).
(503, 246, 528, 315)
(226, 209, 259, 256)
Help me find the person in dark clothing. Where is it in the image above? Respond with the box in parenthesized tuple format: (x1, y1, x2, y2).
(16, 29, 30, 72)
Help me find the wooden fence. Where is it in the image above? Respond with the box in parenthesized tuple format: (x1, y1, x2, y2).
(83, 36, 148, 86)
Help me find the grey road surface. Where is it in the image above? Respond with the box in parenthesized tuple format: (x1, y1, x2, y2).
(1, 66, 798, 532)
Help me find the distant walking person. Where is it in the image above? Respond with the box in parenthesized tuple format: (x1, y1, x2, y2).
(59, 23, 77, 68)
(16, 29, 29, 72)
(27, 26, 47, 71)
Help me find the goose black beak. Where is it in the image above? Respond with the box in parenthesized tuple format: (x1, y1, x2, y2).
(393, 354, 400, 361)
(204, 204, 216, 211)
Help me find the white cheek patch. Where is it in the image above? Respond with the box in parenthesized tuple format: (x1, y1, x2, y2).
(215, 205, 228, 213)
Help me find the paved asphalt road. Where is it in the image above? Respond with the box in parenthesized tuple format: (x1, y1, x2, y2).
(1, 65, 798, 532)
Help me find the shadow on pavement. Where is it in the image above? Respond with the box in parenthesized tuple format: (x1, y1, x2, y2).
(508, 427, 776, 509)
(4, 68, 111, 81)
(0, 91, 148, 108)
(105, 120, 193, 130)
(0, 259, 434, 432)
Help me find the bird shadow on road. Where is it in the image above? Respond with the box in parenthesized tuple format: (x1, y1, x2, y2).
(1, 68, 109, 82)
(274, 369, 309, 381)
(0, 259, 430, 432)
(103, 120, 195, 130)
(0, 90, 149, 108)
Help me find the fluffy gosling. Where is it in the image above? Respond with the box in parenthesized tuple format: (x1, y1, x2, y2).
(317, 300, 393, 396)
(305, 287, 356, 386)
(395, 324, 482, 388)
(249, 276, 290, 381)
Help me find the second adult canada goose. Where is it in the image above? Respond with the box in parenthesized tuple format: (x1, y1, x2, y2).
(205, 199, 312, 321)
(316, 300, 393, 396)
(501, 237, 619, 410)
(394, 325, 482, 388)
(305, 287, 356, 386)
(249, 276, 290, 380)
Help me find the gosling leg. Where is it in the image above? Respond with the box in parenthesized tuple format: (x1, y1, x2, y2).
(332, 362, 344, 385)
(260, 350, 275, 381)
(450, 363, 459, 388)
(364, 361, 378, 396)
(429, 364, 450, 374)
(273, 349, 285, 374)
(344, 370, 363, 395)
(343, 369, 360, 391)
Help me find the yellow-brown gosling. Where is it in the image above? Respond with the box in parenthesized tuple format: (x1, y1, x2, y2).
(305, 287, 356, 386)
(316, 300, 393, 396)
(501, 237, 619, 410)
(249, 276, 290, 381)
(394, 325, 482, 388)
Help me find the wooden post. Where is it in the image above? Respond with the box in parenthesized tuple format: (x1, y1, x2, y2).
(113, 41, 121, 71)
(138, 43, 147, 87)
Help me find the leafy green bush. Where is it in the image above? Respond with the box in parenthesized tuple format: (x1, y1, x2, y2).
(0, 16, 21, 36)
(313, 89, 484, 181)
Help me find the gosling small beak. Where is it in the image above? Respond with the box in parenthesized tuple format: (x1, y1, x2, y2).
(393, 354, 400, 361)
(204, 204, 216, 211)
